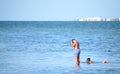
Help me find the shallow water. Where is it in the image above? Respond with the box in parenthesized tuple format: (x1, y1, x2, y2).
(0, 21, 120, 74)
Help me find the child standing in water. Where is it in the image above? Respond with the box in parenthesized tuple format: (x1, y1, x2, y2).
(71, 39, 80, 65)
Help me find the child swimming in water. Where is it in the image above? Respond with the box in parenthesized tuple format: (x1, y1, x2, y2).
(86, 58, 108, 64)
(86, 58, 93, 64)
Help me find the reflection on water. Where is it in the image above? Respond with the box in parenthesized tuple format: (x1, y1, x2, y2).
(74, 63, 80, 70)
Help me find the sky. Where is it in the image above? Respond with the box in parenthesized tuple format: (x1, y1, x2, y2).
(0, 0, 120, 21)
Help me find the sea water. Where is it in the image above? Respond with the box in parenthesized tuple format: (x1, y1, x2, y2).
(0, 21, 120, 74)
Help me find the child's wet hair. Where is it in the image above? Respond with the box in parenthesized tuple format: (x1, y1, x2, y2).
(71, 39, 75, 43)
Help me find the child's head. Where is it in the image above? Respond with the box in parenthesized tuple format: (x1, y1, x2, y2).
(87, 58, 91, 61)
(86, 58, 91, 64)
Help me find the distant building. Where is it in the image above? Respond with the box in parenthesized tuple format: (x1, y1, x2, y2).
(118, 18, 120, 21)
(79, 17, 120, 21)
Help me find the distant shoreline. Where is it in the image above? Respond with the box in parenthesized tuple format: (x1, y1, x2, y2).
(0, 20, 120, 22)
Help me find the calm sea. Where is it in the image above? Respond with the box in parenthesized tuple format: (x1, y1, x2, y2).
(0, 21, 120, 74)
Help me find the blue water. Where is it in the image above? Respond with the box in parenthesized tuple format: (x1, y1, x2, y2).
(0, 21, 120, 74)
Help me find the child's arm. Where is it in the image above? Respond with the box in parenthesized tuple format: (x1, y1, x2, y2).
(71, 42, 75, 47)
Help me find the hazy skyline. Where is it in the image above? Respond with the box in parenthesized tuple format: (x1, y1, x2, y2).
(0, 0, 120, 21)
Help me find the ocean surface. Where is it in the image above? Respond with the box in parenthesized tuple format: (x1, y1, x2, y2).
(0, 21, 120, 74)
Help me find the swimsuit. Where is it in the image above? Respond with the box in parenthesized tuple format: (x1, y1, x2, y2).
(74, 49, 80, 57)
